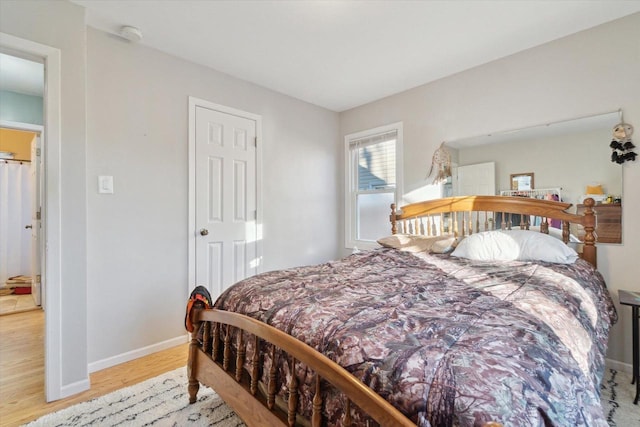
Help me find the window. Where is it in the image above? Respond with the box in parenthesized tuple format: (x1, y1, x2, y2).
(345, 123, 403, 249)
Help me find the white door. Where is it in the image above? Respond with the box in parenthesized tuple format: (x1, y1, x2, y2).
(455, 162, 496, 196)
(195, 106, 258, 298)
(30, 135, 42, 306)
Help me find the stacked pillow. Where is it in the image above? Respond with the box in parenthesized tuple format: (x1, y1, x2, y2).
(377, 234, 458, 254)
(450, 229, 578, 264)
(378, 229, 579, 264)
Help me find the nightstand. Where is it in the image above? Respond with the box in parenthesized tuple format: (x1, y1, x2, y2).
(618, 289, 640, 404)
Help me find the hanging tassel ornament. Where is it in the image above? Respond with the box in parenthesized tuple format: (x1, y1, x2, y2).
(426, 142, 452, 184)
(610, 112, 636, 164)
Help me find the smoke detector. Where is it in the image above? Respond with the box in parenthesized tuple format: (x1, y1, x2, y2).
(119, 25, 143, 43)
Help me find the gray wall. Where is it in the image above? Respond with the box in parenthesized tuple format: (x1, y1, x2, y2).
(0, 0, 89, 390)
(0, 90, 43, 125)
(340, 13, 640, 366)
(85, 28, 340, 364)
(1, 0, 340, 393)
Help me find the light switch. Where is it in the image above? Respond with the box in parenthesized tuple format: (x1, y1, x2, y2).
(98, 176, 114, 194)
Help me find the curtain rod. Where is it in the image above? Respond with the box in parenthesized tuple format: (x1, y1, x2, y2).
(1, 159, 31, 164)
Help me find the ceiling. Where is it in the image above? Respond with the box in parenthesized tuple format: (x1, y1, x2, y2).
(72, 0, 640, 112)
(6, 1, 640, 112)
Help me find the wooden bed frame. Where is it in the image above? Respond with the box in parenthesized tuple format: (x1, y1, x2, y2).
(187, 195, 598, 426)
(390, 195, 597, 268)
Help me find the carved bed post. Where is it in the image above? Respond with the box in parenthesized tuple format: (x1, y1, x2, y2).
(188, 309, 202, 404)
(581, 198, 597, 267)
(390, 203, 397, 235)
(312, 375, 323, 427)
(251, 336, 260, 395)
(561, 221, 570, 244)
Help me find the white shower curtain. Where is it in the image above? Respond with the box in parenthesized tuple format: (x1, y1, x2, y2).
(0, 161, 32, 286)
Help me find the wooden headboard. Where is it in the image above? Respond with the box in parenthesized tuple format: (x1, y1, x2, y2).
(390, 195, 597, 268)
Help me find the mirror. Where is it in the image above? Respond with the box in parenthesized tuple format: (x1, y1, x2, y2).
(447, 111, 623, 244)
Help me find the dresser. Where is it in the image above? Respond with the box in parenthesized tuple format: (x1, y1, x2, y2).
(575, 203, 622, 244)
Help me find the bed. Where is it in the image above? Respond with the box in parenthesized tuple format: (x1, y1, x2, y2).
(187, 195, 617, 426)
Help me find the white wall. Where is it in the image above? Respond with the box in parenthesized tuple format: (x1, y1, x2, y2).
(85, 28, 340, 364)
(340, 13, 640, 366)
(0, 0, 89, 390)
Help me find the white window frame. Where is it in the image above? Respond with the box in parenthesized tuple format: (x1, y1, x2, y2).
(344, 122, 403, 250)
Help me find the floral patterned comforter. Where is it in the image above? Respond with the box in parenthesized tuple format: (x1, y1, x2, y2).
(214, 248, 617, 426)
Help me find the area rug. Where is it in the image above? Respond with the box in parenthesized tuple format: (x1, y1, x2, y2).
(24, 367, 245, 427)
(24, 367, 638, 426)
(600, 368, 640, 427)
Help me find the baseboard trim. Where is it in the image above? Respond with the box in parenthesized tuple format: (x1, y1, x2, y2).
(88, 334, 188, 373)
(59, 378, 90, 399)
(605, 358, 633, 374)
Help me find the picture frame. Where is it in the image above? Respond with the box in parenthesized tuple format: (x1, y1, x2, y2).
(510, 172, 534, 191)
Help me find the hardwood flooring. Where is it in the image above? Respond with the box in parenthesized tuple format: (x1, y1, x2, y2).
(0, 309, 188, 427)
(0, 294, 38, 316)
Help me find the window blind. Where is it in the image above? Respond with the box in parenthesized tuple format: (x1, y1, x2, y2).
(350, 130, 397, 191)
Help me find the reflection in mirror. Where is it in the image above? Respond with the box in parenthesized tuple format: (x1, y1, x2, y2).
(447, 111, 623, 244)
(510, 173, 534, 191)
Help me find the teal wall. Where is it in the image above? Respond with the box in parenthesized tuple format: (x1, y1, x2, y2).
(0, 90, 43, 125)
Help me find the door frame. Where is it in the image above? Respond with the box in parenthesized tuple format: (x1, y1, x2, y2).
(0, 32, 62, 402)
(187, 96, 263, 294)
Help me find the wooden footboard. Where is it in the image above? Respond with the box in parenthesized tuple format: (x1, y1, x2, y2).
(188, 307, 416, 427)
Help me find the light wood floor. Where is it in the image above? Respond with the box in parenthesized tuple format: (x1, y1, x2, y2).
(0, 294, 38, 316)
(0, 309, 188, 427)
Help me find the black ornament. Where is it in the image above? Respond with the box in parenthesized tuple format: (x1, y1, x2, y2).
(609, 121, 635, 164)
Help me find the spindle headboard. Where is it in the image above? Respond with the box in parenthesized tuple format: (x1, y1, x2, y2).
(390, 195, 598, 268)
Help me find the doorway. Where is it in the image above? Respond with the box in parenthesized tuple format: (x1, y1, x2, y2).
(0, 31, 63, 402)
(0, 51, 44, 315)
(455, 162, 496, 196)
(0, 126, 43, 315)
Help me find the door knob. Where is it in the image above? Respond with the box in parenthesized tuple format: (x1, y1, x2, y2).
(199, 228, 209, 236)
(25, 225, 33, 229)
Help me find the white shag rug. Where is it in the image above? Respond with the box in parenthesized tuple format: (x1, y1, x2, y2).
(24, 367, 638, 426)
(600, 368, 640, 427)
(24, 367, 245, 427)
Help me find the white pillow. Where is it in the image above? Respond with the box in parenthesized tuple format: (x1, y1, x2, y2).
(450, 230, 578, 264)
(528, 226, 581, 243)
(377, 234, 454, 253)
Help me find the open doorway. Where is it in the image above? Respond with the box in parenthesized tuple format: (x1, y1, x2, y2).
(1, 126, 43, 314)
(0, 55, 46, 418)
(1, 31, 64, 402)
(0, 52, 44, 315)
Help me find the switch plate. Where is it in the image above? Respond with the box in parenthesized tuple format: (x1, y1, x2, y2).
(98, 176, 114, 194)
